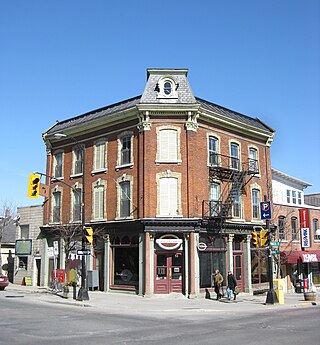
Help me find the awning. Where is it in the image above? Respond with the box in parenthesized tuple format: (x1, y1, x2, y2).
(281, 251, 320, 264)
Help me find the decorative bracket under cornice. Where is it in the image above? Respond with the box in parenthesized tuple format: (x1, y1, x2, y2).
(185, 111, 199, 132)
(137, 111, 152, 132)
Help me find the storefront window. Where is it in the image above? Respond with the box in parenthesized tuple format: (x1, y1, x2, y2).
(111, 235, 139, 289)
(251, 249, 268, 284)
(310, 262, 320, 285)
(199, 235, 226, 288)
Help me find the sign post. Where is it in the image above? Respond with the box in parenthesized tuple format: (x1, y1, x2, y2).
(262, 198, 277, 305)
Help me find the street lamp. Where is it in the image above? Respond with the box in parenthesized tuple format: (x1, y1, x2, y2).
(54, 133, 89, 301)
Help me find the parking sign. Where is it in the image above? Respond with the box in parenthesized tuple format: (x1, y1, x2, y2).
(260, 201, 271, 220)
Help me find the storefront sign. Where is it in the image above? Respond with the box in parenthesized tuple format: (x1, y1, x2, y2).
(302, 253, 318, 263)
(197, 242, 207, 251)
(301, 228, 311, 248)
(156, 235, 182, 250)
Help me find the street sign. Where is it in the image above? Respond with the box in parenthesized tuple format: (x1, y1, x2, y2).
(270, 241, 280, 247)
(260, 201, 272, 220)
(270, 250, 280, 255)
(77, 249, 91, 256)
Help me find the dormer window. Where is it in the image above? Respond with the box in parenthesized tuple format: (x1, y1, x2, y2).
(157, 77, 178, 99)
(164, 81, 172, 95)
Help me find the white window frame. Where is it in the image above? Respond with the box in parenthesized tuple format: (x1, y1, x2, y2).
(209, 182, 220, 216)
(251, 188, 260, 220)
(313, 219, 320, 241)
(51, 187, 62, 223)
(93, 139, 107, 173)
(92, 180, 106, 221)
(156, 126, 181, 163)
(232, 190, 243, 219)
(156, 77, 178, 99)
(230, 142, 240, 170)
(71, 186, 82, 222)
(71, 145, 84, 177)
(156, 171, 182, 217)
(248, 146, 259, 174)
(116, 131, 134, 169)
(116, 175, 133, 219)
(208, 135, 220, 167)
(53, 151, 64, 179)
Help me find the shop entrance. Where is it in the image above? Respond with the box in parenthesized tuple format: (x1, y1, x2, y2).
(155, 252, 183, 294)
(233, 253, 244, 291)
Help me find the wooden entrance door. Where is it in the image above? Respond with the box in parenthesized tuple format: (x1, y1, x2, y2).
(155, 252, 183, 294)
(233, 253, 244, 291)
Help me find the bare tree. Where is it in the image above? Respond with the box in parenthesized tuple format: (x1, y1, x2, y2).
(0, 201, 17, 274)
(49, 223, 83, 285)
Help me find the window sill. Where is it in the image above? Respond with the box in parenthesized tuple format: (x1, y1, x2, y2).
(70, 173, 83, 179)
(51, 177, 64, 182)
(91, 168, 107, 175)
(156, 215, 183, 218)
(155, 160, 182, 164)
(115, 163, 134, 170)
(115, 216, 134, 221)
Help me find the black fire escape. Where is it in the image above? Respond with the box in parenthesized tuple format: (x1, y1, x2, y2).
(202, 153, 259, 231)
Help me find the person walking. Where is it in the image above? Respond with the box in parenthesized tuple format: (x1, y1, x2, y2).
(213, 270, 224, 300)
(227, 271, 237, 301)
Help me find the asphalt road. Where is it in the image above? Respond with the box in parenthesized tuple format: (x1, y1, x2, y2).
(0, 292, 319, 345)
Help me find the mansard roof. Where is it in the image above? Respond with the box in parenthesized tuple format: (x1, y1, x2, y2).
(43, 68, 274, 137)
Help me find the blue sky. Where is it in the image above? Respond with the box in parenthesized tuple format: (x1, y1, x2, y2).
(1, 0, 319, 208)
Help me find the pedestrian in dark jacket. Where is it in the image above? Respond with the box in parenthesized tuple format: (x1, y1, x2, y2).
(227, 271, 237, 301)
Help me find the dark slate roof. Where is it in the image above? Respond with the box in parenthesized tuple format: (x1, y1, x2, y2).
(45, 95, 273, 135)
(1, 219, 16, 244)
(195, 97, 273, 132)
(45, 96, 141, 135)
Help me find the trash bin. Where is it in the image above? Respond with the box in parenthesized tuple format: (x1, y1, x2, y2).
(273, 279, 284, 304)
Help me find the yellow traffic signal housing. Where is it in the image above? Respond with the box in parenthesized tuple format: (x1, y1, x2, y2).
(251, 231, 259, 247)
(84, 227, 93, 244)
(27, 173, 40, 198)
(260, 230, 269, 247)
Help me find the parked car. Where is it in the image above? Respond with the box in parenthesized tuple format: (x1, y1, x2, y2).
(0, 275, 9, 290)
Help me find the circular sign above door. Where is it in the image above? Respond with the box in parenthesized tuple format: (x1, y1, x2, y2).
(156, 234, 182, 250)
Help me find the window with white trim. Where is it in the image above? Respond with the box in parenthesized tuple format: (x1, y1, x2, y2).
(313, 219, 319, 241)
(291, 217, 299, 241)
(209, 182, 220, 216)
(252, 189, 260, 220)
(94, 140, 107, 171)
(230, 142, 240, 170)
(159, 177, 178, 216)
(73, 145, 83, 175)
(53, 151, 63, 178)
(72, 188, 81, 222)
(52, 191, 61, 223)
(117, 132, 133, 168)
(232, 189, 242, 218)
(120, 181, 130, 218)
(278, 216, 286, 240)
(249, 147, 259, 173)
(157, 127, 180, 162)
(156, 77, 178, 99)
(208, 136, 219, 166)
(93, 182, 105, 220)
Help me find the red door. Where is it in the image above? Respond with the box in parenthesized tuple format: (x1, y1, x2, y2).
(233, 253, 244, 291)
(155, 252, 183, 294)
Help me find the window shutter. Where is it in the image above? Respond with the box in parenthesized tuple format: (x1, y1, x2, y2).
(160, 178, 178, 216)
(94, 186, 104, 219)
(160, 130, 177, 161)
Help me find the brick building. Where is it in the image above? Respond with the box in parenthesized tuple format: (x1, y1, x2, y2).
(41, 68, 275, 297)
(272, 168, 320, 292)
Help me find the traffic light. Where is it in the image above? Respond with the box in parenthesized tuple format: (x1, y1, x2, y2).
(260, 230, 269, 247)
(251, 231, 259, 247)
(27, 173, 40, 198)
(84, 227, 93, 244)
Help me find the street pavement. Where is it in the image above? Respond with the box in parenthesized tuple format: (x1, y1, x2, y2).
(3, 283, 319, 316)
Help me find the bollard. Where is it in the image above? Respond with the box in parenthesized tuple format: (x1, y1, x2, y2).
(72, 282, 77, 300)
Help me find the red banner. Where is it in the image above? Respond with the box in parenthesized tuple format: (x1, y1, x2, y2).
(299, 208, 310, 228)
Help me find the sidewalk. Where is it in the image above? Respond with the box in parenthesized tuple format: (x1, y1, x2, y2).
(4, 283, 318, 316)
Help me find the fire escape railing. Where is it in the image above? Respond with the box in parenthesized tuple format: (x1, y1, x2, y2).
(202, 153, 259, 221)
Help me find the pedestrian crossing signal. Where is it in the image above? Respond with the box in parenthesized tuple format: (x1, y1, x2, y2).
(27, 173, 40, 198)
